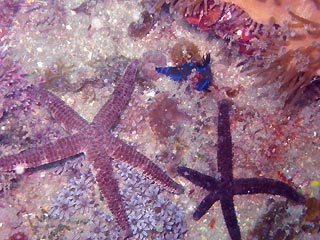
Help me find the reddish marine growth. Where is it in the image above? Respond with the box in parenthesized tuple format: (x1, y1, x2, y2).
(148, 94, 190, 142)
(128, 10, 155, 38)
(181, 1, 278, 55)
(154, 0, 277, 55)
(9, 232, 28, 240)
(154, 0, 320, 110)
(0, 0, 21, 40)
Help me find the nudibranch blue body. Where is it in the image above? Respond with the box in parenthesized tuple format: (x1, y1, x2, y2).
(156, 53, 213, 91)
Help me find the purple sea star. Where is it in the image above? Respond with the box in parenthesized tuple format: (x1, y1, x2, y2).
(177, 99, 305, 240)
(0, 59, 183, 238)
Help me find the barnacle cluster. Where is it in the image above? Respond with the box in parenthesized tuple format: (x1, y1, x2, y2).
(116, 161, 187, 239)
(47, 155, 187, 239)
(48, 156, 113, 239)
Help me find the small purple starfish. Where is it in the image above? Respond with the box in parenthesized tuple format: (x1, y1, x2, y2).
(0, 59, 183, 238)
(177, 99, 305, 240)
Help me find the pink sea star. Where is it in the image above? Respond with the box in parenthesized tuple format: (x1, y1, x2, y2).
(0, 59, 183, 238)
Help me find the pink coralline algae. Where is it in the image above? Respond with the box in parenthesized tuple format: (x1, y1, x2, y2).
(0, 47, 65, 153)
(0, 0, 21, 40)
(0, 49, 32, 119)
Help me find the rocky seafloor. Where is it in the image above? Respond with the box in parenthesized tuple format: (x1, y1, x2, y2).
(0, 0, 319, 239)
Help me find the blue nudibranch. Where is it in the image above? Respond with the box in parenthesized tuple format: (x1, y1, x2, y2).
(155, 53, 213, 91)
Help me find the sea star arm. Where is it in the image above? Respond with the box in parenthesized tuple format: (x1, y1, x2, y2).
(93, 59, 139, 129)
(233, 178, 306, 203)
(220, 189, 241, 240)
(177, 166, 220, 189)
(29, 86, 89, 133)
(193, 191, 220, 220)
(104, 133, 184, 194)
(92, 153, 132, 238)
(216, 100, 242, 239)
(177, 99, 306, 240)
(0, 133, 86, 171)
(217, 99, 233, 182)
